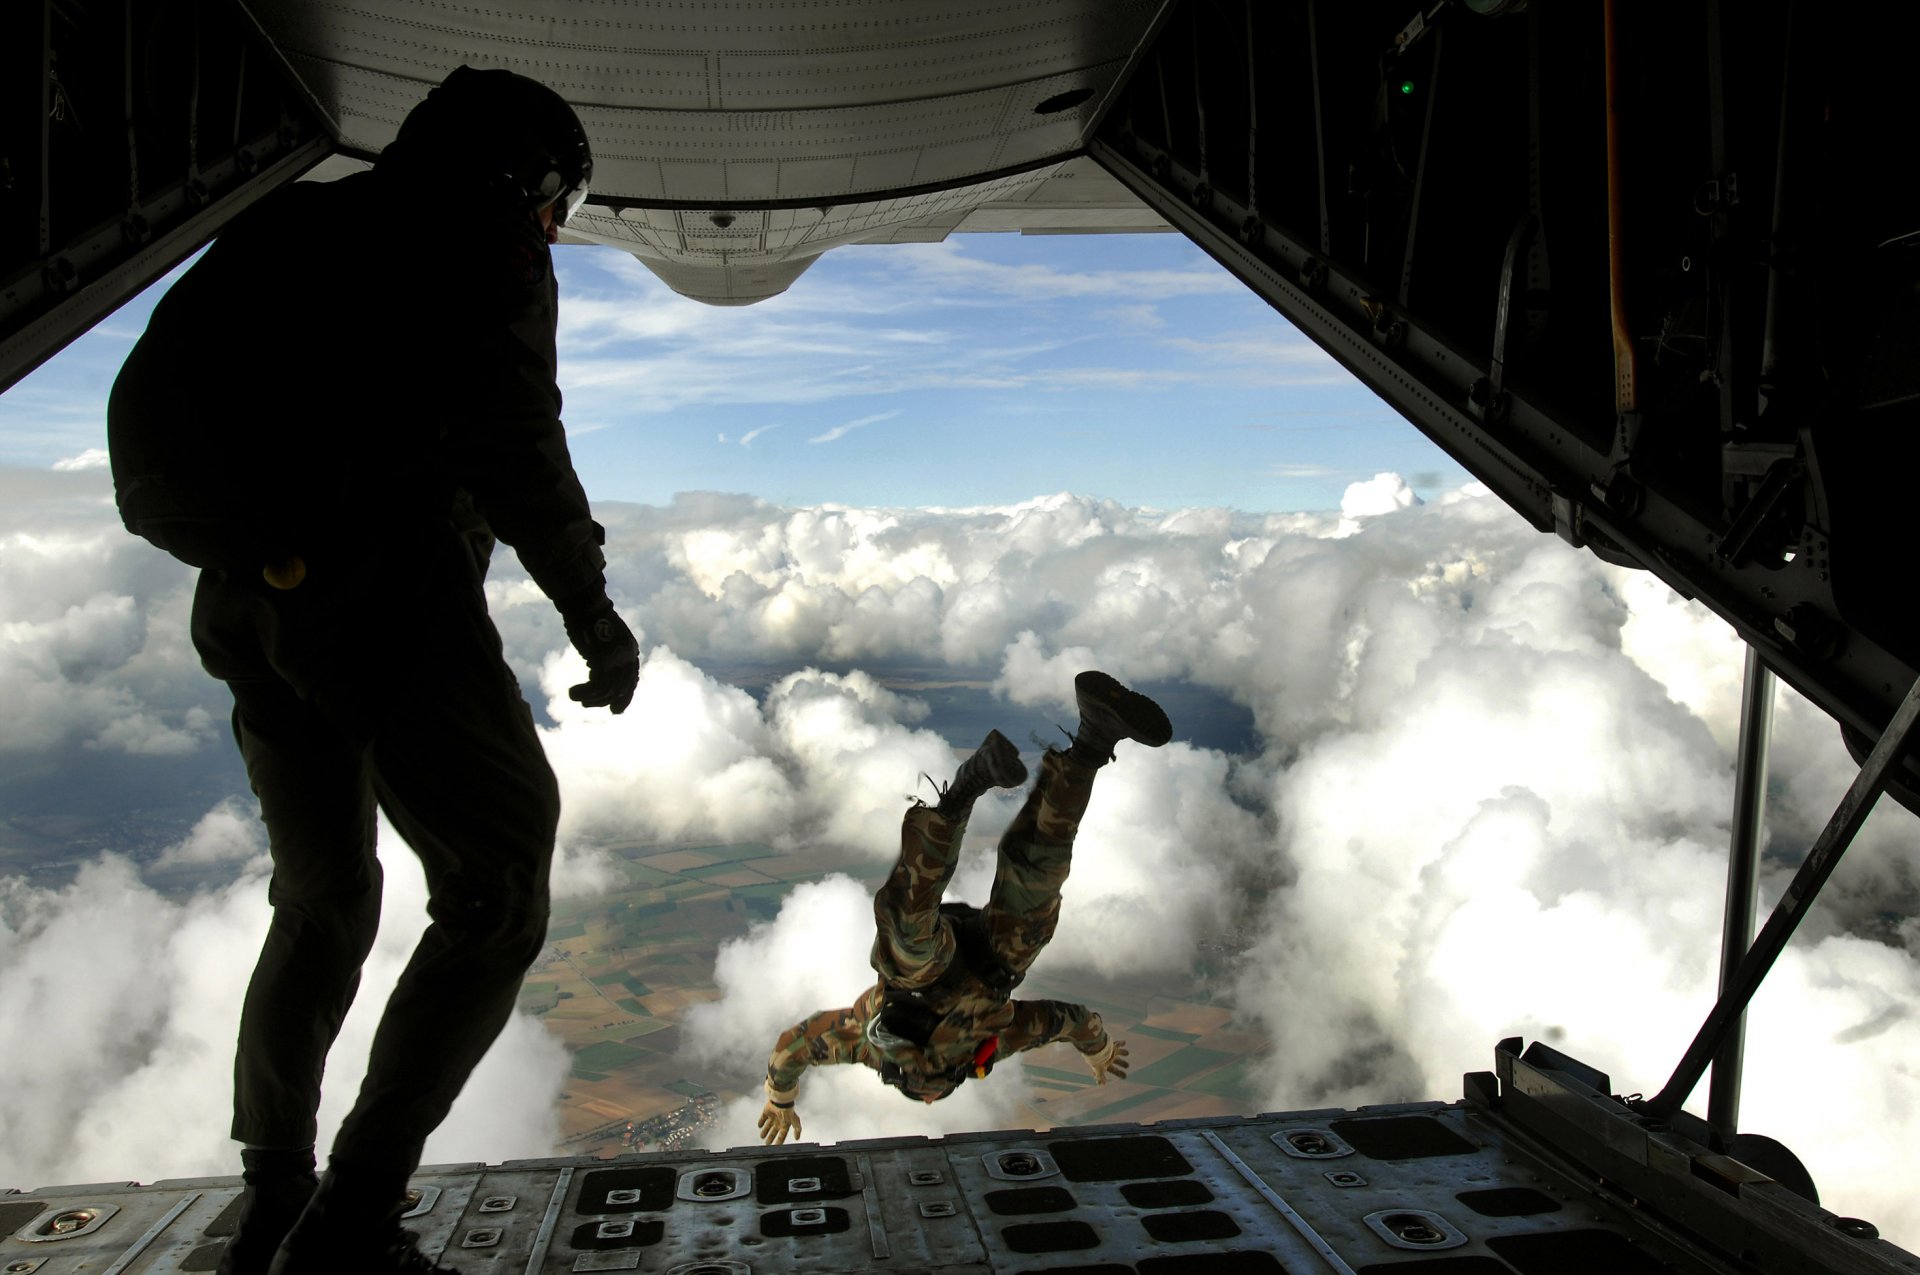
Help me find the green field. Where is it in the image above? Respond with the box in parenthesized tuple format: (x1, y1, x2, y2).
(574, 1041, 652, 1071)
(1128, 1046, 1234, 1088)
(1131, 1023, 1202, 1043)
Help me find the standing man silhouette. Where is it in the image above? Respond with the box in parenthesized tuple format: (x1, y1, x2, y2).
(109, 66, 637, 1274)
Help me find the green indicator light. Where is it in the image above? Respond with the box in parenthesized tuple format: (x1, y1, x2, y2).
(1400, 79, 1416, 95)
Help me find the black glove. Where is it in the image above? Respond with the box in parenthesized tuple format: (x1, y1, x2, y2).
(560, 595, 639, 714)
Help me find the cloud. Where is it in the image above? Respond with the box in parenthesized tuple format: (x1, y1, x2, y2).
(0, 469, 218, 759)
(53, 448, 109, 471)
(1335, 471, 1422, 537)
(808, 411, 899, 445)
(0, 854, 270, 1186)
(546, 239, 1340, 430)
(4, 466, 1919, 1245)
(739, 424, 780, 447)
(1163, 333, 1347, 382)
(1096, 303, 1164, 328)
(683, 875, 875, 1072)
(150, 800, 263, 869)
(884, 239, 1242, 303)
(0, 813, 614, 1189)
(532, 642, 962, 862)
(535, 649, 770, 844)
(592, 482, 1920, 1239)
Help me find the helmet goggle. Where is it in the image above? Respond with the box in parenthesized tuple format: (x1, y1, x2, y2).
(533, 169, 591, 227)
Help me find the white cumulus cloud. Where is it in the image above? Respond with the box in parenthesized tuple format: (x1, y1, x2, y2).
(52, 448, 110, 472)
(2, 466, 1917, 1246)
(0, 814, 614, 1189)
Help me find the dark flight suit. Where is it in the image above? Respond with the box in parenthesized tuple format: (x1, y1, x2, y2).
(109, 162, 602, 1176)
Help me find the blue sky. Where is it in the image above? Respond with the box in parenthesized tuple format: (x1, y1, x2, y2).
(3, 229, 1467, 513)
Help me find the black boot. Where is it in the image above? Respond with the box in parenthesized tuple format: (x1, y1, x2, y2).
(217, 1147, 318, 1275)
(1068, 671, 1172, 767)
(267, 1163, 457, 1274)
(935, 730, 1027, 820)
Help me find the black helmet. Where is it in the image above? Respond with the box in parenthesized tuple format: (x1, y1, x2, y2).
(382, 66, 593, 225)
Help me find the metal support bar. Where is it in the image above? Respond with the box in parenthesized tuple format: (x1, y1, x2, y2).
(1603, 0, 1636, 412)
(1190, 2, 1208, 185)
(0, 130, 330, 392)
(233, 42, 249, 151)
(1307, 0, 1330, 252)
(1244, 0, 1258, 216)
(1704, 0, 1739, 439)
(857, 1153, 890, 1259)
(210, 0, 346, 144)
(188, 0, 203, 183)
(1708, 646, 1775, 1143)
(1490, 213, 1537, 397)
(1647, 670, 1920, 1120)
(525, 1166, 573, 1275)
(1202, 1131, 1359, 1274)
(1513, 4, 1549, 363)
(1154, 44, 1174, 157)
(1523, 2, 1547, 295)
(1759, 0, 1798, 388)
(1716, 457, 1802, 565)
(38, 0, 53, 256)
(1398, 28, 1442, 307)
(102, 1193, 201, 1275)
(125, 0, 140, 208)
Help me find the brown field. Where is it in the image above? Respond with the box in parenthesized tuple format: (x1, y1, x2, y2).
(1140, 1002, 1235, 1035)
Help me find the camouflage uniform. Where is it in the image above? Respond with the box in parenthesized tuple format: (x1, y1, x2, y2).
(766, 748, 1111, 1097)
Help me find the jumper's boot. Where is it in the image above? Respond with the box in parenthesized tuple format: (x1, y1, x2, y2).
(935, 730, 1028, 821)
(1067, 671, 1172, 767)
(266, 1163, 458, 1275)
(216, 1146, 318, 1275)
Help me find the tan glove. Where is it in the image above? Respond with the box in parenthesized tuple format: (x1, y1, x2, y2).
(757, 1080, 802, 1145)
(1083, 1037, 1130, 1085)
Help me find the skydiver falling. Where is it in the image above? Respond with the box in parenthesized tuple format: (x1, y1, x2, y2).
(757, 671, 1171, 1142)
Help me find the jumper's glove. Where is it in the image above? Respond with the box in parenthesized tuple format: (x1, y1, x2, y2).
(560, 594, 639, 714)
(758, 1080, 802, 1145)
(1082, 1037, 1130, 1085)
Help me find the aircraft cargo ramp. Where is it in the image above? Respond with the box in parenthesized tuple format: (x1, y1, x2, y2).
(4, 1041, 1913, 1275)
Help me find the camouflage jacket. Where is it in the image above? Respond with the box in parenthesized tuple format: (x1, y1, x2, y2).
(766, 978, 1108, 1093)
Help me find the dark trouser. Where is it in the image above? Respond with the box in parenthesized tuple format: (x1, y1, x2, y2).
(871, 748, 1098, 987)
(193, 530, 556, 1176)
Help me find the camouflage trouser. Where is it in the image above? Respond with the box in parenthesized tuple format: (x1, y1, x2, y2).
(871, 748, 1098, 989)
